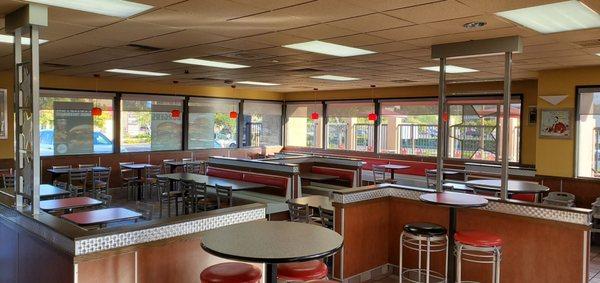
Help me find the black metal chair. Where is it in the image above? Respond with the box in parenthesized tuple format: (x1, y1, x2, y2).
(288, 202, 311, 223)
(158, 176, 182, 218)
(119, 162, 138, 200)
(92, 167, 111, 197)
(318, 206, 334, 229)
(144, 165, 161, 200)
(162, 159, 175, 173)
(215, 184, 233, 209)
(97, 192, 112, 208)
(68, 171, 87, 196)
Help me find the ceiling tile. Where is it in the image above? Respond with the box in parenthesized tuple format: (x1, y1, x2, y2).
(274, 0, 370, 23)
(384, 0, 480, 24)
(458, 0, 563, 13)
(281, 24, 357, 40)
(343, 0, 442, 12)
(371, 24, 446, 41)
(46, 7, 122, 27)
(230, 0, 312, 10)
(41, 21, 93, 41)
(132, 29, 230, 49)
(166, 0, 265, 20)
(328, 13, 412, 33)
(326, 34, 391, 46)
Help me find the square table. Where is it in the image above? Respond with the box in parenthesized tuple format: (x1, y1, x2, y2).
(121, 163, 152, 200)
(373, 164, 410, 179)
(288, 195, 333, 212)
(164, 160, 204, 173)
(156, 173, 266, 191)
(40, 184, 70, 200)
(40, 197, 103, 211)
(61, 207, 142, 227)
(46, 166, 109, 183)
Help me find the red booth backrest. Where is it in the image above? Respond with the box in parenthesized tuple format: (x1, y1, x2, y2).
(243, 173, 289, 190)
(361, 158, 436, 176)
(206, 167, 244, 180)
(311, 166, 355, 184)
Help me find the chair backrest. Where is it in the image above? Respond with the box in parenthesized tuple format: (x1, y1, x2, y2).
(69, 171, 87, 185)
(3, 175, 14, 189)
(97, 192, 112, 207)
(119, 162, 134, 177)
(425, 169, 436, 188)
(157, 176, 171, 193)
(136, 201, 154, 220)
(78, 164, 97, 168)
(93, 168, 111, 186)
(372, 166, 387, 184)
(145, 165, 161, 178)
(319, 207, 334, 229)
(162, 159, 175, 173)
(215, 184, 233, 208)
(288, 202, 310, 223)
(52, 165, 71, 169)
(184, 163, 203, 174)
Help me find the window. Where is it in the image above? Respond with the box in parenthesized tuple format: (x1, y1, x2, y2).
(285, 103, 323, 148)
(577, 88, 600, 178)
(326, 101, 375, 151)
(40, 90, 115, 156)
(120, 94, 183, 152)
(188, 98, 238, 149)
(379, 100, 438, 156)
(242, 101, 282, 147)
(447, 97, 521, 162)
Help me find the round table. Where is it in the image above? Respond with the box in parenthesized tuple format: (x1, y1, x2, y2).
(466, 179, 549, 201)
(419, 192, 488, 283)
(201, 221, 343, 283)
(374, 164, 410, 179)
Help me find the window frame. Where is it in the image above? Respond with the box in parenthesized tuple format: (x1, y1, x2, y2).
(241, 100, 284, 148)
(575, 86, 600, 179)
(284, 101, 324, 148)
(187, 97, 240, 150)
(324, 99, 376, 152)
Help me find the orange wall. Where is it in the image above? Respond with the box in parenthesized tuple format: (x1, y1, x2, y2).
(536, 66, 600, 177)
(0, 71, 282, 159)
(284, 80, 539, 166)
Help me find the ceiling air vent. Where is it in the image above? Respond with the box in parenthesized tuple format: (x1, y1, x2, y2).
(574, 39, 600, 48)
(126, 44, 164, 52)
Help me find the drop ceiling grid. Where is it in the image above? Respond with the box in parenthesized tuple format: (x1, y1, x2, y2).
(0, 0, 598, 91)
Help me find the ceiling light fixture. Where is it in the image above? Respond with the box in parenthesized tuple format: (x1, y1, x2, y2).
(174, 58, 250, 69)
(596, 53, 600, 56)
(283, 40, 376, 57)
(420, 65, 479, 74)
(237, 81, 281, 86)
(105, 68, 169, 76)
(25, 0, 153, 17)
(496, 0, 600, 34)
(463, 21, 487, 29)
(0, 34, 48, 45)
(310, 75, 361, 81)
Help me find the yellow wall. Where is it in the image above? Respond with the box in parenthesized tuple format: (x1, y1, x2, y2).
(284, 80, 539, 165)
(0, 71, 282, 159)
(536, 66, 600, 177)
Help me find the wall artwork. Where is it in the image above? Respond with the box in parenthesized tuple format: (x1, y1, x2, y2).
(0, 89, 6, 139)
(539, 108, 572, 139)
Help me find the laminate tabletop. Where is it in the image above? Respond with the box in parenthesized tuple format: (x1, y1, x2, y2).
(420, 192, 488, 208)
(374, 164, 411, 170)
(288, 195, 333, 211)
(61, 207, 141, 226)
(40, 197, 102, 211)
(201, 221, 343, 263)
(40, 184, 70, 199)
(120, 164, 152, 170)
(156, 173, 266, 190)
(47, 166, 109, 174)
(466, 179, 550, 193)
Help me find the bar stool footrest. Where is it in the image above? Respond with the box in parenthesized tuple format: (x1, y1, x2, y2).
(401, 268, 445, 283)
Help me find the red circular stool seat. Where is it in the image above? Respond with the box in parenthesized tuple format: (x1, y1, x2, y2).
(277, 260, 328, 281)
(455, 230, 503, 247)
(200, 262, 261, 283)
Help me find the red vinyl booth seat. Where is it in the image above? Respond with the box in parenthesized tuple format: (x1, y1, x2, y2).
(206, 167, 244, 180)
(361, 158, 436, 176)
(510, 193, 536, 202)
(242, 173, 289, 190)
(311, 166, 354, 184)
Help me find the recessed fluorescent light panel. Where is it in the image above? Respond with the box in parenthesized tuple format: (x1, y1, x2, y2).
(105, 69, 169, 76)
(174, 58, 250, 69)
(237, 81, 280, 86)
(496, 0, 600, 34)
(310, 75, 360, 81)
(596, 53, 600, 56)
(25, 0, 152, 17)
(0, 34, 48, 45)
(284, 40, 376, 57)
(420, 65, 479, 74)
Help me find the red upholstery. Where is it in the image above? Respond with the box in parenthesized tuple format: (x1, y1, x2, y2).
(206, 167, 243, 180)
(200, 262, 261, 283)
(306, 281, 337, 283)
(510, 193, 536, 202)
(277, 260, 328, 281)
(311, 166, 354, 183)
(361, 158, 437, 176)
(455, 231, 503, 247)
(243, 173, 288, 189)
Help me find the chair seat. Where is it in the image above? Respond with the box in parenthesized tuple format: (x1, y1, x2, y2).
(93, 180, 107, 187)
(162, 191, 182, 198)
(277, 260, 328, 281)
(200, 262, 261, 283)
(404, 222, 447, 237)
(455, 230, 503, 247)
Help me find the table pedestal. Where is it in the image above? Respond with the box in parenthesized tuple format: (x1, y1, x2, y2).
(448, 207, 457, 283)
(266, 263, 277, 283)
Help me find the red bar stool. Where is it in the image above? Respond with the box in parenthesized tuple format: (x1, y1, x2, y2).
(455, 230, 503, 283)
(200, 262, 262, 283)
(399, 222, 448, 283)
(277, 260, 328, 282)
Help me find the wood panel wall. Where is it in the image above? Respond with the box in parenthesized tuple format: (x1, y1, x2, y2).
(337, 197, 589, 282)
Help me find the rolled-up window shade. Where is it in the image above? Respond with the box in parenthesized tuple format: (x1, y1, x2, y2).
(244, 101, 282, 115)
(286, 103, 322, 117)
(189, 97, 239, 113)
(578, 89, 600, 115)
(121, 94, 183, 112)
(326, 101, 373, 117)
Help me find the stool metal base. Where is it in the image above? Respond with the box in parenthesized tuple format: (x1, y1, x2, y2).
(455, 243, 502, 283)
(400, 232, 448, 283)
(401, 269, 445, 283)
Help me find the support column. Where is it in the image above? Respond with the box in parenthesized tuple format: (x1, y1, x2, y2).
(7, 4, 48, 214)
(435, 58, 446, 192)
(500, 52, 513, 200)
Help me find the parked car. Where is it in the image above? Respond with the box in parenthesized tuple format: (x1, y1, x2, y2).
(40, 130, 113, 156)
